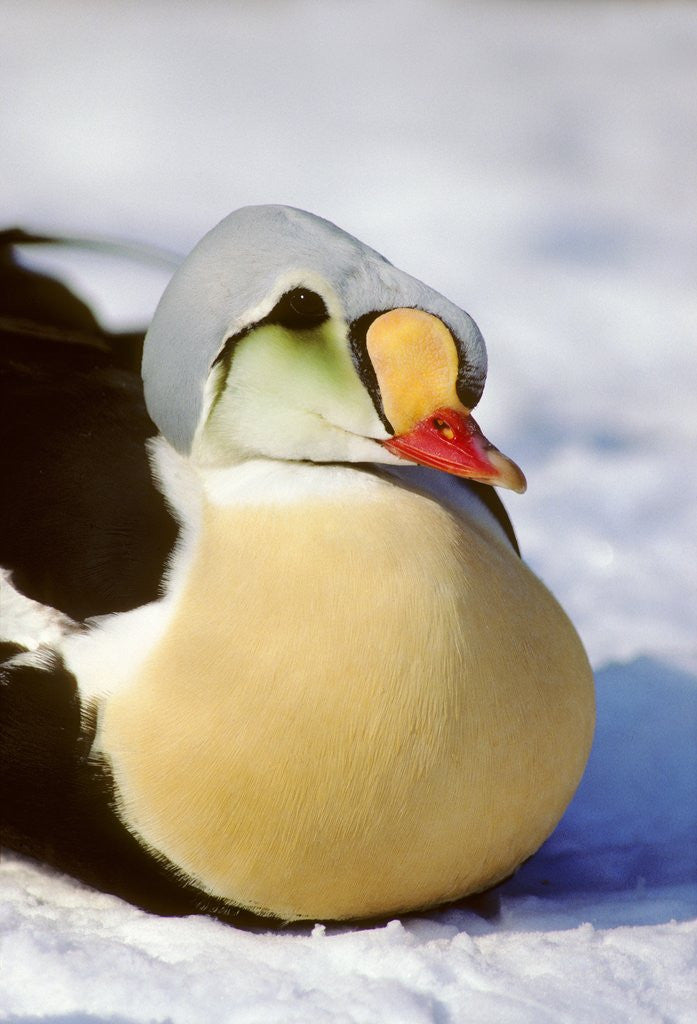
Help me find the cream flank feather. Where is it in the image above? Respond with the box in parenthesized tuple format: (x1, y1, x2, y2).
(100, 461, 593, 921)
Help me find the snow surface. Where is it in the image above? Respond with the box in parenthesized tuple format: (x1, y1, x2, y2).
(1, 1, 696, 1020)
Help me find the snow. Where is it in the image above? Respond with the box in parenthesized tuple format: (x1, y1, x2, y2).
(1, 1, 696, 1020)
(2, 658, 696, 1022)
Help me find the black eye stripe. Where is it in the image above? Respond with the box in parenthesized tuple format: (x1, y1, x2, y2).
(211, 288, 329, 369)
(265, 288, 329, 330)
(348, 312, 393, 433)
(211, 323, 252, 367)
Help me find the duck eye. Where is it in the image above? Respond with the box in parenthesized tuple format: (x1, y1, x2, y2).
(268, 288, 329, 330)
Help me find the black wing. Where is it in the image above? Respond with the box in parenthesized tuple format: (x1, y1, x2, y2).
(465, 480, 521, 556)
(0, 239, 178, 621)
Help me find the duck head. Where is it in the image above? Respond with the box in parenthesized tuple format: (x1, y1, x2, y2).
(142, 205, 525, 492)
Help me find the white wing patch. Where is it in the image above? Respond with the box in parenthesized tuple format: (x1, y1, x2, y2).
(0, 569, 79, 652)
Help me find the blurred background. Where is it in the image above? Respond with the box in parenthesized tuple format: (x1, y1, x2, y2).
(2, 0, 696, 670)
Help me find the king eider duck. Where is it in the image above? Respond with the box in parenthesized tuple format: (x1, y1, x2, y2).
(0, 206, 594, 924)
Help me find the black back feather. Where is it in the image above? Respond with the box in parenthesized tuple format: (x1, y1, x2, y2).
(0, 242, 178, 620)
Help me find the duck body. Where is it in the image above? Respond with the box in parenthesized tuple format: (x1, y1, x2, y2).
(93, 452, 591, 921)
(0, 208, 594, 922)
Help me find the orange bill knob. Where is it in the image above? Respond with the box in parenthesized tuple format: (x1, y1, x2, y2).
(382, 407, 527, 493)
